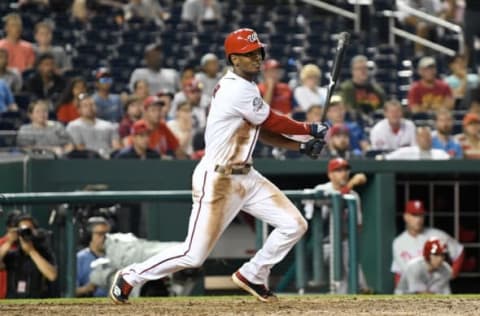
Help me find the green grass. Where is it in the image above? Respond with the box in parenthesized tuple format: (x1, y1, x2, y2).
(1, 294, 480, 305)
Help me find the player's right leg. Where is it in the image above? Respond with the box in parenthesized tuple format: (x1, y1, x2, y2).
(110, 168, 243, 304)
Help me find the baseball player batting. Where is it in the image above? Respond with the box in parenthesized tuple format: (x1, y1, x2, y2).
(395, 237, 452, 294)
(109, 28, 329, 304)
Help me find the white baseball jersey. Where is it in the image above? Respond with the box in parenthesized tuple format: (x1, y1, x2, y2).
(313, 182, 362, 226)
(201, 70, 270, 167)
(395, 257, 452, 294)
(120, 70, 307, 289)
(370, 118, 416, 150)
(391, 227, 463, 274)
(385, 146, 450, 160)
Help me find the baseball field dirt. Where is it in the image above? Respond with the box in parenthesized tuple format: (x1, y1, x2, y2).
(1, 295, 480, 316)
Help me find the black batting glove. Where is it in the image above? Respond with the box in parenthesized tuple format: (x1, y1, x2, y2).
(299, 138, 325, 159)
(309, 122, 330, 139)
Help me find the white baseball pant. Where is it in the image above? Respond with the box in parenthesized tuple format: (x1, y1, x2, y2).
(121, 164, 308, 287)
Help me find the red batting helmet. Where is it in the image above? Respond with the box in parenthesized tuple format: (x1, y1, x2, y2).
(224, 28, 265, 64)
(423, 237, 447, 261)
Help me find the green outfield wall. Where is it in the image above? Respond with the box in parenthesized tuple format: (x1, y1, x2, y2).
(1, 159, 479, 294)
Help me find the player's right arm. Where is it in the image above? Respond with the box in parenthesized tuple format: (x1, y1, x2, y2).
(258, 129, 301, 151)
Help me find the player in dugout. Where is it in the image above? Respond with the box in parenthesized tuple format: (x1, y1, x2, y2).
(391, 200, 464, 288)
(109, 28, 329, 304)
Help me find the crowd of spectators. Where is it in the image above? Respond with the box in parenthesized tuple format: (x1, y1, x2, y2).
(0, 1, 479, 162)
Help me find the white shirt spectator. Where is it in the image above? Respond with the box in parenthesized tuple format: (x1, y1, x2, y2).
(294, 85, 328, 112)
(385, 146, 450, 160)
(167, 119, 193, 155)
(129, 68, 180, 95)
(370, 118, 417, 150)
(195, 72, 222, 96)
(66, 118, 119, 156)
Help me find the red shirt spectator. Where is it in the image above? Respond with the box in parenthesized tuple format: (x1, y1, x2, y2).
(119, 96, 143, 142)
(56, 77, 87, 124)
(0, 14, 35, 72)
(138, 96, 184, 158)
(408, 57, 454, 113)
(258, 59, 293, 115)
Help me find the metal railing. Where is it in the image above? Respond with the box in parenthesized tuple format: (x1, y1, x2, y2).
(300, 0, 362, 33)
(0, 189, 360, 297)
(384, 4, 463, 56)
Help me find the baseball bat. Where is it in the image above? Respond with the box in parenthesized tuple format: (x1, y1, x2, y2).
(320, 31, 351, 123)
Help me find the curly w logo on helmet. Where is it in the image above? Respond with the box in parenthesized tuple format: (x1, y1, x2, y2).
(247, 33, 259, 43)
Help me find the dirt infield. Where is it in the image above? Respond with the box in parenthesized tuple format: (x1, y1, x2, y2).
(1, 295, 480, 316)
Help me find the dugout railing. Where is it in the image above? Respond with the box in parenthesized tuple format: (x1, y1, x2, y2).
(0, 190, 360, 298)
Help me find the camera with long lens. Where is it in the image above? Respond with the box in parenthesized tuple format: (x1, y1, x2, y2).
(17, 227, 34, 241)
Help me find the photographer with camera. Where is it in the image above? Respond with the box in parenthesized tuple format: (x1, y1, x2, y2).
(0, 214, 57, 298)
(76, 217, 111, 297)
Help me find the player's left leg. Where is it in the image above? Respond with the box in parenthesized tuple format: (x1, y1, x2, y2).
(233, 169, 308, 301)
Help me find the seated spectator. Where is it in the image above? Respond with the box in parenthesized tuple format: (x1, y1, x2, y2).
(385, 126, 450, 160)
(445, 54, 478, 101)
(138, 95, 184, 158)
(0, 48, 22, 93)
(119, 96, 143, 142)
(391, 200, 464, 286)
(114, 120, 160, 159)
(321, 124, 360, 159)
(0, 214, 57, 298)
(92, 68, 123, 123)
(123, 0, 170, 27)
(455, 112, 480, 159)
(195, 53, 222, 96)
(172, 79, 207, 127)
(305, 105, 322, 123)
(258, 59, 293, 115)
(156, 90, 174, 120)
(0, 210, 22, 299)
(431, 109, 463, 158)
(0, 13, 35, 72)
(0, 79, 17, 114)
(167, 102, 194, 156)
(395, 238, 452, 295)
(132, 79, 150, 103)
(76, 217, 111, 297)
(339, 55, 385, 121)
(32, 21, 71, 74)
(294, 64, 327, 112)
(66, 93, 121, 158)
(396, 0, 445, 55)
(325, 95, 369, 152)
(129, 43, 180, 95)
(24, 53, 65, 106)
(408, 57, 454, 113)
(370, 100, 416, 150)
(179, 65, 196, 90)
(181, 0, 221, 27)
(56, 77, 87, 124)
(17, 100, 73, 156)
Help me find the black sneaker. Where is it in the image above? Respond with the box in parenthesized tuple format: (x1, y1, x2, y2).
(232, 271, 278, 303)
(109, 271, 133, 304)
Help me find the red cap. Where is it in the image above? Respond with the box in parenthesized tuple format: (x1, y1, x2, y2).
(184, 79, 203, 93)
(329, 124, 349, 137)
(328, 158, 350, 172)
(263, 59, 281, 71)
(405, 200, 425, 215)
(130, 120, 149, 136)
(423, 237, 447, 261)
(143, 95, 164, 110)
(463, 113, 480, 126)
